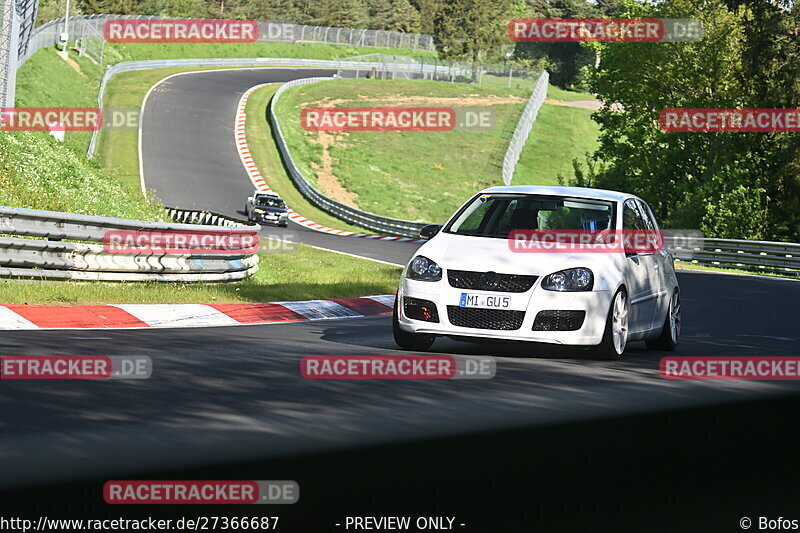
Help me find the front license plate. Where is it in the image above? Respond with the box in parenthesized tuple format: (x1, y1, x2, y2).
(459, 293, 511, 309)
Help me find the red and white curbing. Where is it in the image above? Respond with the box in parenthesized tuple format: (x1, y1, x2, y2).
(0, 295, 396, 330)
(235, 84, 426, 244)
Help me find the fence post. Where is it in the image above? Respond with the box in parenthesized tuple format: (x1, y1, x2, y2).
(0, 0, 20, 108)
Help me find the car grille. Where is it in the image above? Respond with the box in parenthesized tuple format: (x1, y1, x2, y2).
(403, 297, 440, 323)
(447, 270, 537, 293)
(446, 306, 525, 330)
(532, 310, 586, 331)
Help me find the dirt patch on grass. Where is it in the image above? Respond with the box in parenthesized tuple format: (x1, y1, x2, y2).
(308, 131, 360, 208)
(303, 94, 527, 108)
(545, 98, 602, 110)
(62, 52, 83, 74)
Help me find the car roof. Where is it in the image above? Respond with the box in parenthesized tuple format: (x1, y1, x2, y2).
(480, 185, 640, 203)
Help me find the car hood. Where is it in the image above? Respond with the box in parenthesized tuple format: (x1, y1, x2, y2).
(415, 232, 617, 277)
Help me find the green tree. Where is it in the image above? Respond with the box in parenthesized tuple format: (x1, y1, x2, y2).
(433, 0, 513, 81)
(316, 0, 369, 27)
(722, 0, 800, 239)
(569, 0, 800, 240)
(387, 0, 420, 32)
(366, 0, 393, 28)
(513, 0, 598, 87)
(411, 0, 436, 34)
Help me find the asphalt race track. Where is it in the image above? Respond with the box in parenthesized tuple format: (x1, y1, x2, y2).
(139, 68, 420, 266)
(2, 68, 800, 529)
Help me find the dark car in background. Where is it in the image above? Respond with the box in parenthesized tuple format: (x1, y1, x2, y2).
(245, 192, 289, 227)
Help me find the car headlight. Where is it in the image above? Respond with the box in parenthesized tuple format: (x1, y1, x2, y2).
(405, 255, 442, 282)
(541, 268, 593, 292)
(254, 208, 264, 213)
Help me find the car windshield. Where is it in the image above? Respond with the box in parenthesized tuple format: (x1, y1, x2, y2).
(445, 193, 616, 238)
(256, 196, 285, 208)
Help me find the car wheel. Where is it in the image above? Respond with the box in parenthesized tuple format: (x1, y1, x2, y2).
(593, 288, 628, 360)
(392, 299, 435, 351)
(646, 288, 680, 351)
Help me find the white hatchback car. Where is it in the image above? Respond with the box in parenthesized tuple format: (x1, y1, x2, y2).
(393, 185, 680, 359)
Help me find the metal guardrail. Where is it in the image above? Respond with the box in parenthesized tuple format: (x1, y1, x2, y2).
(165, 207, 253, 227)
(269, 77, 430, 238)
(503, 70, 549, 185)
(671, 238, 800, 275)
(0, 205, 260, 281)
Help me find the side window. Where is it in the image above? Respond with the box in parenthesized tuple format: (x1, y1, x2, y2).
(622, 200, 644, 231)
(637, 200, 659, 230)
(636, 200, 656, 230)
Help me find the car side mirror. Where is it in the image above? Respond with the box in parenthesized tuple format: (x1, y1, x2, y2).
(419, 224, 442, 240)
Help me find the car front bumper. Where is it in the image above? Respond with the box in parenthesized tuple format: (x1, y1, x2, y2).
(397, 277, 613, 346)
(251, 212, 288, 225)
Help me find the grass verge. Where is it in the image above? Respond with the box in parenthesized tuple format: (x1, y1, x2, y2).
(245, 85, 374, 233)
(512, 103, 600, 186)
(0, 244, 401, 304)
(0, 130, 167, 220)
(546, 85, 597, 102)
(273, 77, 533, 223)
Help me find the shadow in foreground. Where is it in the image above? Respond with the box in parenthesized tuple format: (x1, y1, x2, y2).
(4, 394, 799, 532)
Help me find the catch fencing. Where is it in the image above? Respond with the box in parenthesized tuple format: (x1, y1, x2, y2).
(502, 70, 549, 185)
(18, 14, 435, 68)
(0, 0, 18, 107)
(0, 205, 260, 281)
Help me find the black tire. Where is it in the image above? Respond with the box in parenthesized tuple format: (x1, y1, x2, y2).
(592, 288, 628, 360)
(392, 299, 435, 351)
(646, 288, 680, 351)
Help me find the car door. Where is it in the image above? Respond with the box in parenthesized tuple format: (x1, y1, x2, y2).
(622, 199, 658, 333)
(638, 199, 672, 325)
